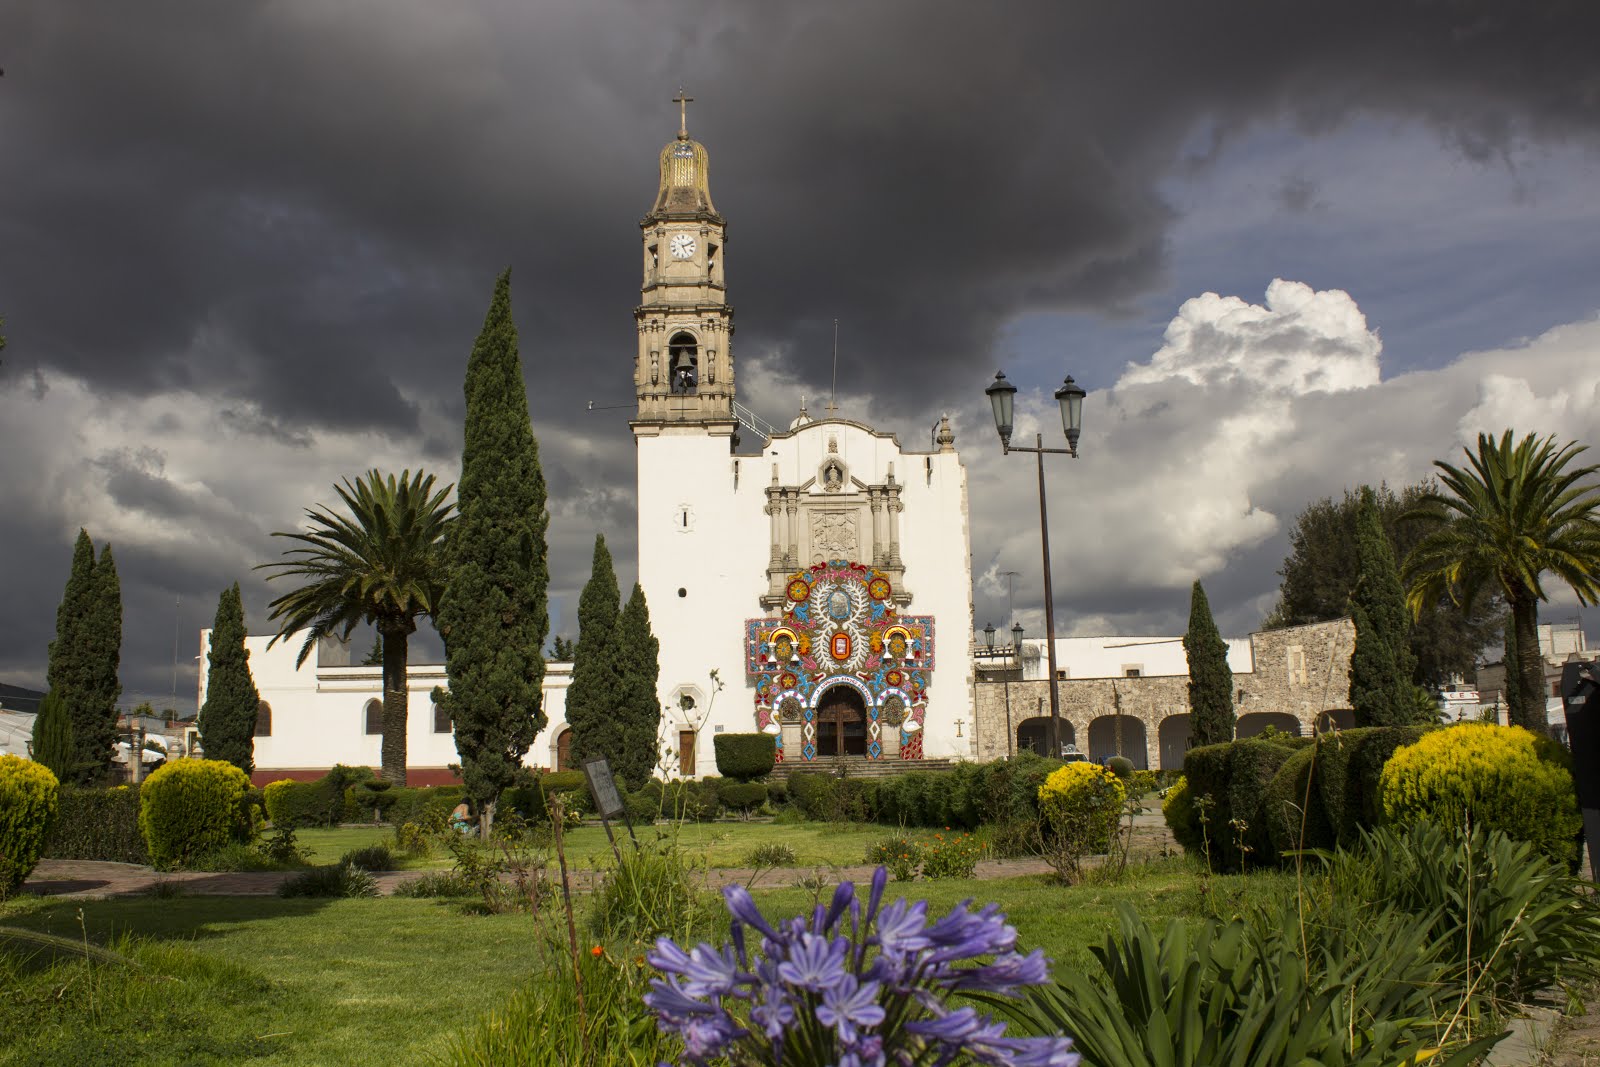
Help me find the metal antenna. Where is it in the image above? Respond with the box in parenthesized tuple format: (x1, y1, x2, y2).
(170, 595, 180, 717)
(827, 319, 839, 417)
(999, 571, 1020, 624)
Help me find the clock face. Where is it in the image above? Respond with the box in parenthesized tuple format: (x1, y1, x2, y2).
(669, 233, 697, 260)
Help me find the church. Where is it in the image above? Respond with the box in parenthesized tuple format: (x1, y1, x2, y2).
(630, 100, 975, 773)
(202, 105, 978, 783)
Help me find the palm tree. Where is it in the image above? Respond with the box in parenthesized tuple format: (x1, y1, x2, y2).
(1403, 431, 1600, 731)
(258, 469, 455, 783)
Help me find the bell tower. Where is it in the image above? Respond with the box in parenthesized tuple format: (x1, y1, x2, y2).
(632, 91, 736, 437)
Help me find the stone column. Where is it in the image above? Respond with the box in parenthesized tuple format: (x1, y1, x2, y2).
(869, 489, 886, 565)
(784, 492, 800, 567)
(887, 486, 904, 566)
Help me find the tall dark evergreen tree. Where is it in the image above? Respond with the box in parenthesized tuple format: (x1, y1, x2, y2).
(1350, 487, 1420, 726)
(433, 271, 549, 836)
(610, 582, 661, 791)
(30, 691, 79, 783)
(199, 583, 260, 775)
(1267, 482, 1502, 688)
(82, 542, 123, 780)
(1184, 581, 1234, 746)
(565, 534, 622, 770)
(47, 530, 98, 782)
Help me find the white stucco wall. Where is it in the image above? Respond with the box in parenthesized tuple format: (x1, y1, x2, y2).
(636, 417, 974, 773)
(1019, 635, 1255, 680)
(196, 629, 571, 779)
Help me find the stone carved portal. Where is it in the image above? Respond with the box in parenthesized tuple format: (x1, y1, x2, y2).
(746, 560, 936, 762)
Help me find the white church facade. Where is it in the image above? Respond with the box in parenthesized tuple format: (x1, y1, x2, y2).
(200, 108, 976, 784)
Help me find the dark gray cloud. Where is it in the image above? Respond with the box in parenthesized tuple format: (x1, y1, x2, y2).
(2, 0, 1598, 705)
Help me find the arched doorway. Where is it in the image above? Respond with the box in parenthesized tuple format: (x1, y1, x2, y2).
(555, 727, 573, 771)
(1236, 712, 1302, 739)
(1088, 715, 1148, 768)
(816, 684, 869, 758)
(1314, 709, 1355, 733)
(1157, 714, 1191, 770)
(1016, 716, 1074, 757)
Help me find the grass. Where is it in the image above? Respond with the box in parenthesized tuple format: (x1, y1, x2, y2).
(296, 819, 893, 870)
(1, 855, 1287, 1066)
(0, 895, 541, 1066)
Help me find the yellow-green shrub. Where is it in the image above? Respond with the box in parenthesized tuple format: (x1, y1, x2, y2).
(0, 755, 60, 894)
(1038, 763, 1126, 881)
(1379, 723, 1581, 865)
(139, 759, 254, 869)
(1161, 775, 1201, 852)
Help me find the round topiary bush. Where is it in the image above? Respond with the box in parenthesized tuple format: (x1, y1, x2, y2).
(713, 733, 776, 782)
(716, 780, 768, 814)
(1038, 762, 1126, 854)
(0, 754, 60, 894)
(1105, 756, 1135, 780)
(1379, 723, 1581, 865)
(139, 758, 254, 869)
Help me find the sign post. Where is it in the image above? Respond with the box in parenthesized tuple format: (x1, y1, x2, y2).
(582, 757, 637, 863)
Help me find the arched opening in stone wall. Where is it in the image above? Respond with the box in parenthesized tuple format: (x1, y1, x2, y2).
(668, 331, 699, 394)
(1088, 715, 1148, 768)
(815, 684, 869, 758)
(1236, 711, 1303, 739)
(1157, 714, 1191, 770)
(1016, 716, 1073, 757)
(1315, 708, 1356, 733)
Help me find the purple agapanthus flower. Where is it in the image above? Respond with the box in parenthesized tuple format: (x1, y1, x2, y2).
(645, 866, 1079, 1067)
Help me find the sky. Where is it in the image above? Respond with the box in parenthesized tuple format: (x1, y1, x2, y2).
(2, 1, 1598, 712)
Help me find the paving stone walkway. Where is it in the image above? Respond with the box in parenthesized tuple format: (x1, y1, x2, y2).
(22, 855, 1061, 900)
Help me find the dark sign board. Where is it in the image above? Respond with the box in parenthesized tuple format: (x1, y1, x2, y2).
(582, 757, 626, 819)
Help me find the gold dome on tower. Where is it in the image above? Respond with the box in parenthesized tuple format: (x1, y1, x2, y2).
(649, 90, 718, 218)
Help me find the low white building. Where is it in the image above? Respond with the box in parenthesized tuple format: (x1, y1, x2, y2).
(197, 630, 573, 785)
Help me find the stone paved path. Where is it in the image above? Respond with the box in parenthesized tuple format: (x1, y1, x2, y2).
(1542, 1003, 1600, 1066)
(22, 855, 1061, 900)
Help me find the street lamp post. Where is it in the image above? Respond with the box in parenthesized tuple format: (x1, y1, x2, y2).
(984, 371, 1085, 760)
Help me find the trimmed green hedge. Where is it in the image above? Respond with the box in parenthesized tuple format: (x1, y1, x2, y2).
(42, 786, 149, 865)
(713, 734, 776, 782)
(716, 779, 768, 813)
(1179, 726, 1434, 869)
(1182, 736, 1299, 871)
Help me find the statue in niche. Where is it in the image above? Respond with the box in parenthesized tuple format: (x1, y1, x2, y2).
(822, 459, 845, 492)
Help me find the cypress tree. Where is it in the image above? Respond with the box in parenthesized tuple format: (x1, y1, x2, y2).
(433, 271, 549, 836)
(47, 530, 97, 782)
(79, 542, 123, 781)
(31, 691, 79, 782)
(1349, 487, 1419, 726)
(1184, 580, 1235, 746)
(566, 534, 622, 769)
(610, 582, 661, 791)
(199, 583, 260, 775)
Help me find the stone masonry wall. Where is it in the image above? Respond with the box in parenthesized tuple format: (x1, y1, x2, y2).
(973, 618, 1355, 770)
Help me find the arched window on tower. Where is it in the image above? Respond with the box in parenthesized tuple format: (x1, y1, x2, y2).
(668, 331, 698, 394)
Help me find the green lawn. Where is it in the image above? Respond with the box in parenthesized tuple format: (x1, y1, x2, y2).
(0, 858, 1285, 1066)
(297, 819, 900, 870)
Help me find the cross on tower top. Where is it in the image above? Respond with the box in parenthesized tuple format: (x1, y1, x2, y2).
(673, 88, 694, 139)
